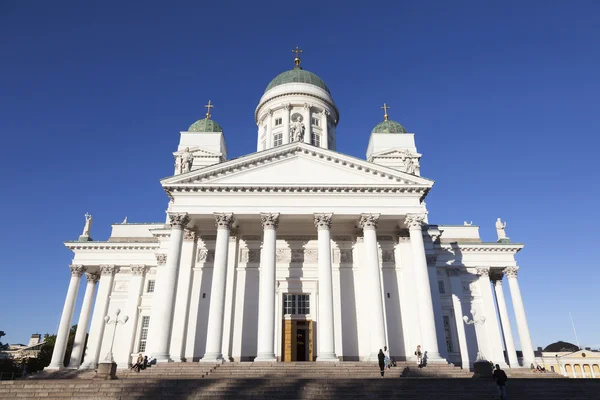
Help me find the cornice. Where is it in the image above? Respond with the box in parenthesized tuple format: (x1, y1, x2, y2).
(64, 242, 159, 251)
(437, 242, 524, 253)
(165, 185, 429, 195)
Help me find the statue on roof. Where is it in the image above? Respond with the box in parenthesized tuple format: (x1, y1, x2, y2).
(496, 218, 509, 241)
(82, 213, 92, 236)
(175, 147, 194, 174)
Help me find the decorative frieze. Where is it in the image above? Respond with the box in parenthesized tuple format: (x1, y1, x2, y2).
(260, 213, 280, 230)
(113, 280, 128, 292)
(69, 264, 85, 277)
(314, 213, 333, 230)
(183, 230, 197, 241)
(404, 214, 426, 230)
(239, 248, 261, 263)
(156, 254, 167, 266)
(276, 249, 290, 263)
(359, 214, 380, 230)
(214, 213, 234, 229)
(168, 213, 190, 229)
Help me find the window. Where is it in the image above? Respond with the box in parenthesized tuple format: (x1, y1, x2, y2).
(438, 280, 445, 294)
(274, 132, 283, 147)
(138, 316, 150, 352)
(311, 117, 320, 127)
(283, 294, 310, 315)
(274, 118, 282, 126)
(147, 280, 155, 293)
(443, 315, 453, 352)
(311, 132, 320, 147)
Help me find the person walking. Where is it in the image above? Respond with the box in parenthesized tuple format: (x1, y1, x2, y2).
(492, 364, 509, 400)
(415, 345, 423, 367)
(383, 346, 391, 370)
(378, 349, 386, 378)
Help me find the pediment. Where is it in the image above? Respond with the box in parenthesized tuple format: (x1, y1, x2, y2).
(370, 148, 421, 159)
(173, 147, 222, 158)
(162, 143, 433, 192)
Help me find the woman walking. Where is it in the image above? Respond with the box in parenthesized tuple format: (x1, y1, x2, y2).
(384, 346, 391, 370)
(378, 349, 386, 377)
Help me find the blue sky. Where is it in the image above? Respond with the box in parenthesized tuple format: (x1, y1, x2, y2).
(1, 1, 598, 350)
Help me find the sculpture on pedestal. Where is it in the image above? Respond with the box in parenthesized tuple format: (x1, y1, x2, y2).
(176, 147, 194, 174)
(495, 218, 509, 241)
(78, 213, 93, 241)
(290, 116, 305, 142)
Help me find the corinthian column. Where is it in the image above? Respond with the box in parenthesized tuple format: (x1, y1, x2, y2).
(149, 212, 189, 363)
(202, 213, 234, 362)
(359, 214, 387, 361)
(505, 267, 535, 366)
(314, 213, 337, 361)
(255, 213, 280, 362)
(81, 265, 117, 369)
(48, 265, 84, 369)
(303, 103, 311, 144)
(283, 104, 291, 145)
(476, 267, 508, 367)
(404, 214, 442, 361)
(68, 272, 99, 369)
(492, 274, 519, 368)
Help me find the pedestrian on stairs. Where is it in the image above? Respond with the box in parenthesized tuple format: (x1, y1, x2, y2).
(384, 346, 391, 370)
(415, 345, 423, 367)
(378, 349, 386, 377)
(492, 364, 509, 400)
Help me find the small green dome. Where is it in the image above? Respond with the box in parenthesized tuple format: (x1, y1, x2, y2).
(188, 118, 223, 133)
(371, 119, 407, 134)
(265, 66, 330, 94)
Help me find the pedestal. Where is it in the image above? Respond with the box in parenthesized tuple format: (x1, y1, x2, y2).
(473, 360, 493, 378)
(95, 362, 117, 380)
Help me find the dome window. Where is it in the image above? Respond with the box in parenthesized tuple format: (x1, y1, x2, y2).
(275, 118, 283, 127)
(311, 117, 320, 127)
(311, 132, 321, 147)
(274, 132, 283, 147)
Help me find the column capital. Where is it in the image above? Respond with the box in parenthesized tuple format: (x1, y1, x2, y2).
(156, 254, 167, 266)
(183, 229, 197, 242)
(85, 272, 100, 283)
(260, 213, 280, 230)
(130, 265, 147, 275)
(476, 266, 490, 276)
(69, 264, 85, 277)
(404, 213, 426, 230)
(214, 213, 234, 230)
(504, 266, 519, 278)
(314, 213, 333, 230)
(99, 264, 117, 275)
(168, 213, 190, 229)
(359, 213, 380, 231)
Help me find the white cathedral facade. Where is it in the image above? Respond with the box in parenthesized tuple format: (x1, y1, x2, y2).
(48, 53, 535, 370)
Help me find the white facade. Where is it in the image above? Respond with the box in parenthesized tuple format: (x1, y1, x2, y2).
(48, 59, 535, 370)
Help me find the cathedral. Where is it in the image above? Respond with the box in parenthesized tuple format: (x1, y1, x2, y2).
(48, 50, 535, 370)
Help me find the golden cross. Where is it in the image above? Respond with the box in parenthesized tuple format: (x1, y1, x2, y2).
(381, 103, 390, 120)
(292, 46, 303, 66)
(204, 100, 214, 119)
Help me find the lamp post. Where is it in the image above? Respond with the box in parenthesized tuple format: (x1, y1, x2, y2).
(463, 309, 487, 361)
(103, 308, 129, 363)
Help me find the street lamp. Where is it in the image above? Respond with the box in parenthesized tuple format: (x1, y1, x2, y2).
(103, 308, 129, 363)
(463, 309, 487, 361)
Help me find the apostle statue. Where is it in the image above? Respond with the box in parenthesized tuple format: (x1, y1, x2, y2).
(176, 147, 194, 174)
(290, 117, 305, 142)
(495, 218, 509, 241)
(404, 157, 416, 174)
(82, 212, 93, 237)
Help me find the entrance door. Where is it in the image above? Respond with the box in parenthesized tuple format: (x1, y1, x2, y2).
(296, 329, 307, 361)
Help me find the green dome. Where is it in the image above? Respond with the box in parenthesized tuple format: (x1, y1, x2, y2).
(188, 118, 223, 133)
(371, 119, 407, 134)
(265, 66, 330, 94)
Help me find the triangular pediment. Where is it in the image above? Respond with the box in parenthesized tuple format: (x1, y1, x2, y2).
(162, 143, 433, 191)
(370, 148, 421, 158)
(173, 147, 222, 158)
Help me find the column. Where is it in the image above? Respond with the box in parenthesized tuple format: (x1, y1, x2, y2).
(505, 267, 535, 366)
(255, 213, 279, 362)
(68, 271, 99, 369)
(202, 213, 234, 362)
(321, 110, 329, 149)
(492, 274, 520, 368)
(266, 110, 273, 149)
(314, 213, 337, 361)
(80, 265, 117, 369)
(448, 269, 470, 369)
(149, 212, 189, 363)
(283, 104, 291, 145)
(404, 214, 443, 361)
(476, 267, 508, 367)
(116, 265, 146, 368)
(303, 103, 311, 144)
(47, 265, 84, 369)
(359, 214, 386, 361)
(170, 230, 197, 361)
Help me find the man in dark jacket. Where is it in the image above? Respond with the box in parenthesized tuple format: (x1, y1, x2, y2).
(492, 364, 508, 400)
